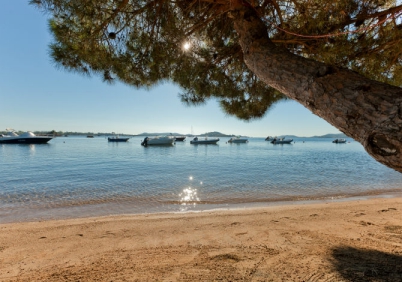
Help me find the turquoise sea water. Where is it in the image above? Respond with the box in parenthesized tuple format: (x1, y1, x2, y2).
(1, 136, 401, 223)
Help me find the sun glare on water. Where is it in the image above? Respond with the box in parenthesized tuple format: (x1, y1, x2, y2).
(178, 175, 202, 211)
(179, 187, 200, 205)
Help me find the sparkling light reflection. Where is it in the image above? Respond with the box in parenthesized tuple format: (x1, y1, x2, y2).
(179, 187, 200, 206)
(29, 144, 36, 156)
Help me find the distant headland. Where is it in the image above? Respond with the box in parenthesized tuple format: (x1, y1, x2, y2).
(0, 130, 348, 139)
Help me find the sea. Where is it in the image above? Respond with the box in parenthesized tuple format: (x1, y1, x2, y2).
(1, 136, 402, 223)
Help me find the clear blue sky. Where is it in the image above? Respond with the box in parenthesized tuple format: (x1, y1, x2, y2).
(0, 1, 341, 137)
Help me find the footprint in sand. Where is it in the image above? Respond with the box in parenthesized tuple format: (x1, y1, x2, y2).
(235, 232, 248, 236)
(360, 221, 374, 226)
(379, 208, 397, 212)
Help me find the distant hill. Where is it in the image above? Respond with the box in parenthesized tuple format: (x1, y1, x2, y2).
(36, 131, 349, 139)
(137, 131, 234, 137)
(266, 133, 348, 138)
(262, 133, 350, 139)
(311, 133, 348, 138)
(198, 131, 234, 137)
(137, 132, 183, 136)
(275, 135, 299, 139)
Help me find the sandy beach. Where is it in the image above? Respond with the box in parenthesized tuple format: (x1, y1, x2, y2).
(1, 197, 401, 281)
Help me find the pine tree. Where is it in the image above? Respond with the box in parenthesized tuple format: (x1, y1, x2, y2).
(31, 0, 402, 172)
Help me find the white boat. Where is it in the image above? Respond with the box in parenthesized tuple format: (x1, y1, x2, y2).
(0, 129, 52, 144)
(141, 136, 175, 146)
(190, 136, 219, 144)
(270, 137, 293, 144)
(332, 138, 347, 143)
(227, 136, 248, 143)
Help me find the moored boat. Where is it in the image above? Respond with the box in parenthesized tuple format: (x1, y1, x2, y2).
(332, 138, 347, 143)
(190, 136, 219, 144)
(108, 133, 129, 142)
(174, 136, 186, 141)
(0, 129, 52, 144)
(227, 136, 248, 143)
(265, 136, 275, 141)
(141, 136, 175, 146)
(270, 137, 293, 144)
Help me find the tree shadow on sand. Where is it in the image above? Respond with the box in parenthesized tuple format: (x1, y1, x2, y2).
(330, 246, 402, 281)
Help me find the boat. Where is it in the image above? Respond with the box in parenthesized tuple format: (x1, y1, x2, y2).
(108, 133, 129, 142)
(87, 135, 94, 138)
(227, 136, 248, 143)
(141, 136, 175, 146)
(270, 137, 293, 144)
(0, 129, 52, 144)
(190, 136, 219, 144)
(174, 136, 186, 142)
(332, 138, 347, 143)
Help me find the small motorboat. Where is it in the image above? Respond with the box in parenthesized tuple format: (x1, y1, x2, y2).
(141, 136, 175, 146)
(332, 138, 347, 143)
(227, 136, 248, 143)
(174, 136, 186, 142)
(108, 133, 129, 142)
(0, 129, 52, 144)
(190, 136, 219, 144)
(270, 137, 293, 144)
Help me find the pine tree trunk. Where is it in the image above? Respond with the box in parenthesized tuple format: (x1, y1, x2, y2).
(231, 5, 402, 173)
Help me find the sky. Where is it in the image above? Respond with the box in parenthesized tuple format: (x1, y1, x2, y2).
(0, 1, 341, 137)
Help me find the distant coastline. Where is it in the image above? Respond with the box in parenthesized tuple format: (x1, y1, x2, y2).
(0, 130, 348, 139)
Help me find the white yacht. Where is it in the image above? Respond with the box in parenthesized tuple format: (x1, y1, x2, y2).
(227, 136, 248, 143)
(141, 136, 175, 146)
(190, 136, 219, 144)
(0, 129, 52, 144)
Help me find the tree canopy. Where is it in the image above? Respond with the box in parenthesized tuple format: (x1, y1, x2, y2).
(31, 0, 401, 117)
(31, 0, 402, 172)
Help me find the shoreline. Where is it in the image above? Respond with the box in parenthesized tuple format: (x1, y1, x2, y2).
(2, 189, 402, 224)
(1, 197, 401, 281)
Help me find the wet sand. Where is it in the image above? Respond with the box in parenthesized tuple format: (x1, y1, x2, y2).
(1, 197, 401, 281)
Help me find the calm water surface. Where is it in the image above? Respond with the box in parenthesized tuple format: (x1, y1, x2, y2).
(1, 136, 401, 223)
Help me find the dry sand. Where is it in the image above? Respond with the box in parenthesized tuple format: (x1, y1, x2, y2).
(1, 197, 402, 281)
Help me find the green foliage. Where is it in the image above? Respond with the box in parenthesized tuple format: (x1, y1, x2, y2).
(31, 0, 402, 120)
(265, 0, 402, 85)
